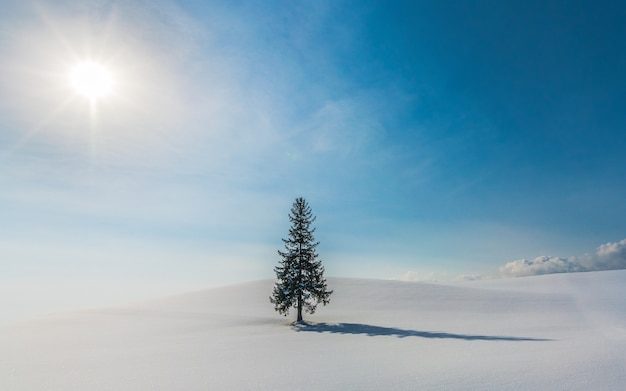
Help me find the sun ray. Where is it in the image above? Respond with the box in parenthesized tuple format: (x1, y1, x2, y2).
(0, 94, 77, 162)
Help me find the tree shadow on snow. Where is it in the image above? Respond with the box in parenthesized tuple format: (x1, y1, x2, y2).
(292, 322, 552, 342)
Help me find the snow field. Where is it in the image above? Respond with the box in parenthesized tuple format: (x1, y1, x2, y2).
(1, 270, 625, 390)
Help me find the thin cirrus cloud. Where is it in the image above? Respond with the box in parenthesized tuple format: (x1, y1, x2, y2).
(0, 0, 384, 280)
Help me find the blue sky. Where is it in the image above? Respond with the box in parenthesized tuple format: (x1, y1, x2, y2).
(1, 0, 626, 319)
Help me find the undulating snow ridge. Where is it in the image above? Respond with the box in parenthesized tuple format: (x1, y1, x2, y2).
(1, 270, 625, 390)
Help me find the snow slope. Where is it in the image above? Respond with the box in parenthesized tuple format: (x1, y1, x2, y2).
(1, 270, 625, 390)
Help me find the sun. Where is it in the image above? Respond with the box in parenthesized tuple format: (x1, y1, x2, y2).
(69, 61, 113, 99)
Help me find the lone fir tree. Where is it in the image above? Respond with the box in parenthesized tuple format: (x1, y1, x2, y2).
(271, 197, 332, 323)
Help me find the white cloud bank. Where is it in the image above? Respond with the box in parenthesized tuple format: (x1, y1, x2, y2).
(500, 238, 626, 277)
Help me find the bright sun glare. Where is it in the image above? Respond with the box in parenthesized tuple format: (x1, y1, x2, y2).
(69, 61, 113, 99)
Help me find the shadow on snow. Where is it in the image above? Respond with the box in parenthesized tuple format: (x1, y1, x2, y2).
(292, 322, 552, 341)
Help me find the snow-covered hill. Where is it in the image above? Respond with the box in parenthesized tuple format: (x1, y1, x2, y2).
(2, 270, 625, 390)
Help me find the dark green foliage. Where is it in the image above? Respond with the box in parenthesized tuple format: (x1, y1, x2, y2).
(270, 197, 332, 322)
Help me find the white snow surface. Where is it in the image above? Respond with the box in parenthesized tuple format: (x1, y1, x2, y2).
(2, 270, 625, 390)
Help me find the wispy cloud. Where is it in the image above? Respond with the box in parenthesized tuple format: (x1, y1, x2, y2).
(390, 270, 440, 282)
(301, 98, 384, 157)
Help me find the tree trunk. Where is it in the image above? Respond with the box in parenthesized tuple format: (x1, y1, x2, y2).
(297, 242, 303, 323)
(297, 293, 303, 322)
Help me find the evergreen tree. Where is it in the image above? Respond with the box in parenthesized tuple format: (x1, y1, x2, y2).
(270, 197, 332, 322)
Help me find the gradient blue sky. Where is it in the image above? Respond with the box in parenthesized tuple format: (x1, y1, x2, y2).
(2, 0, 626, 319)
